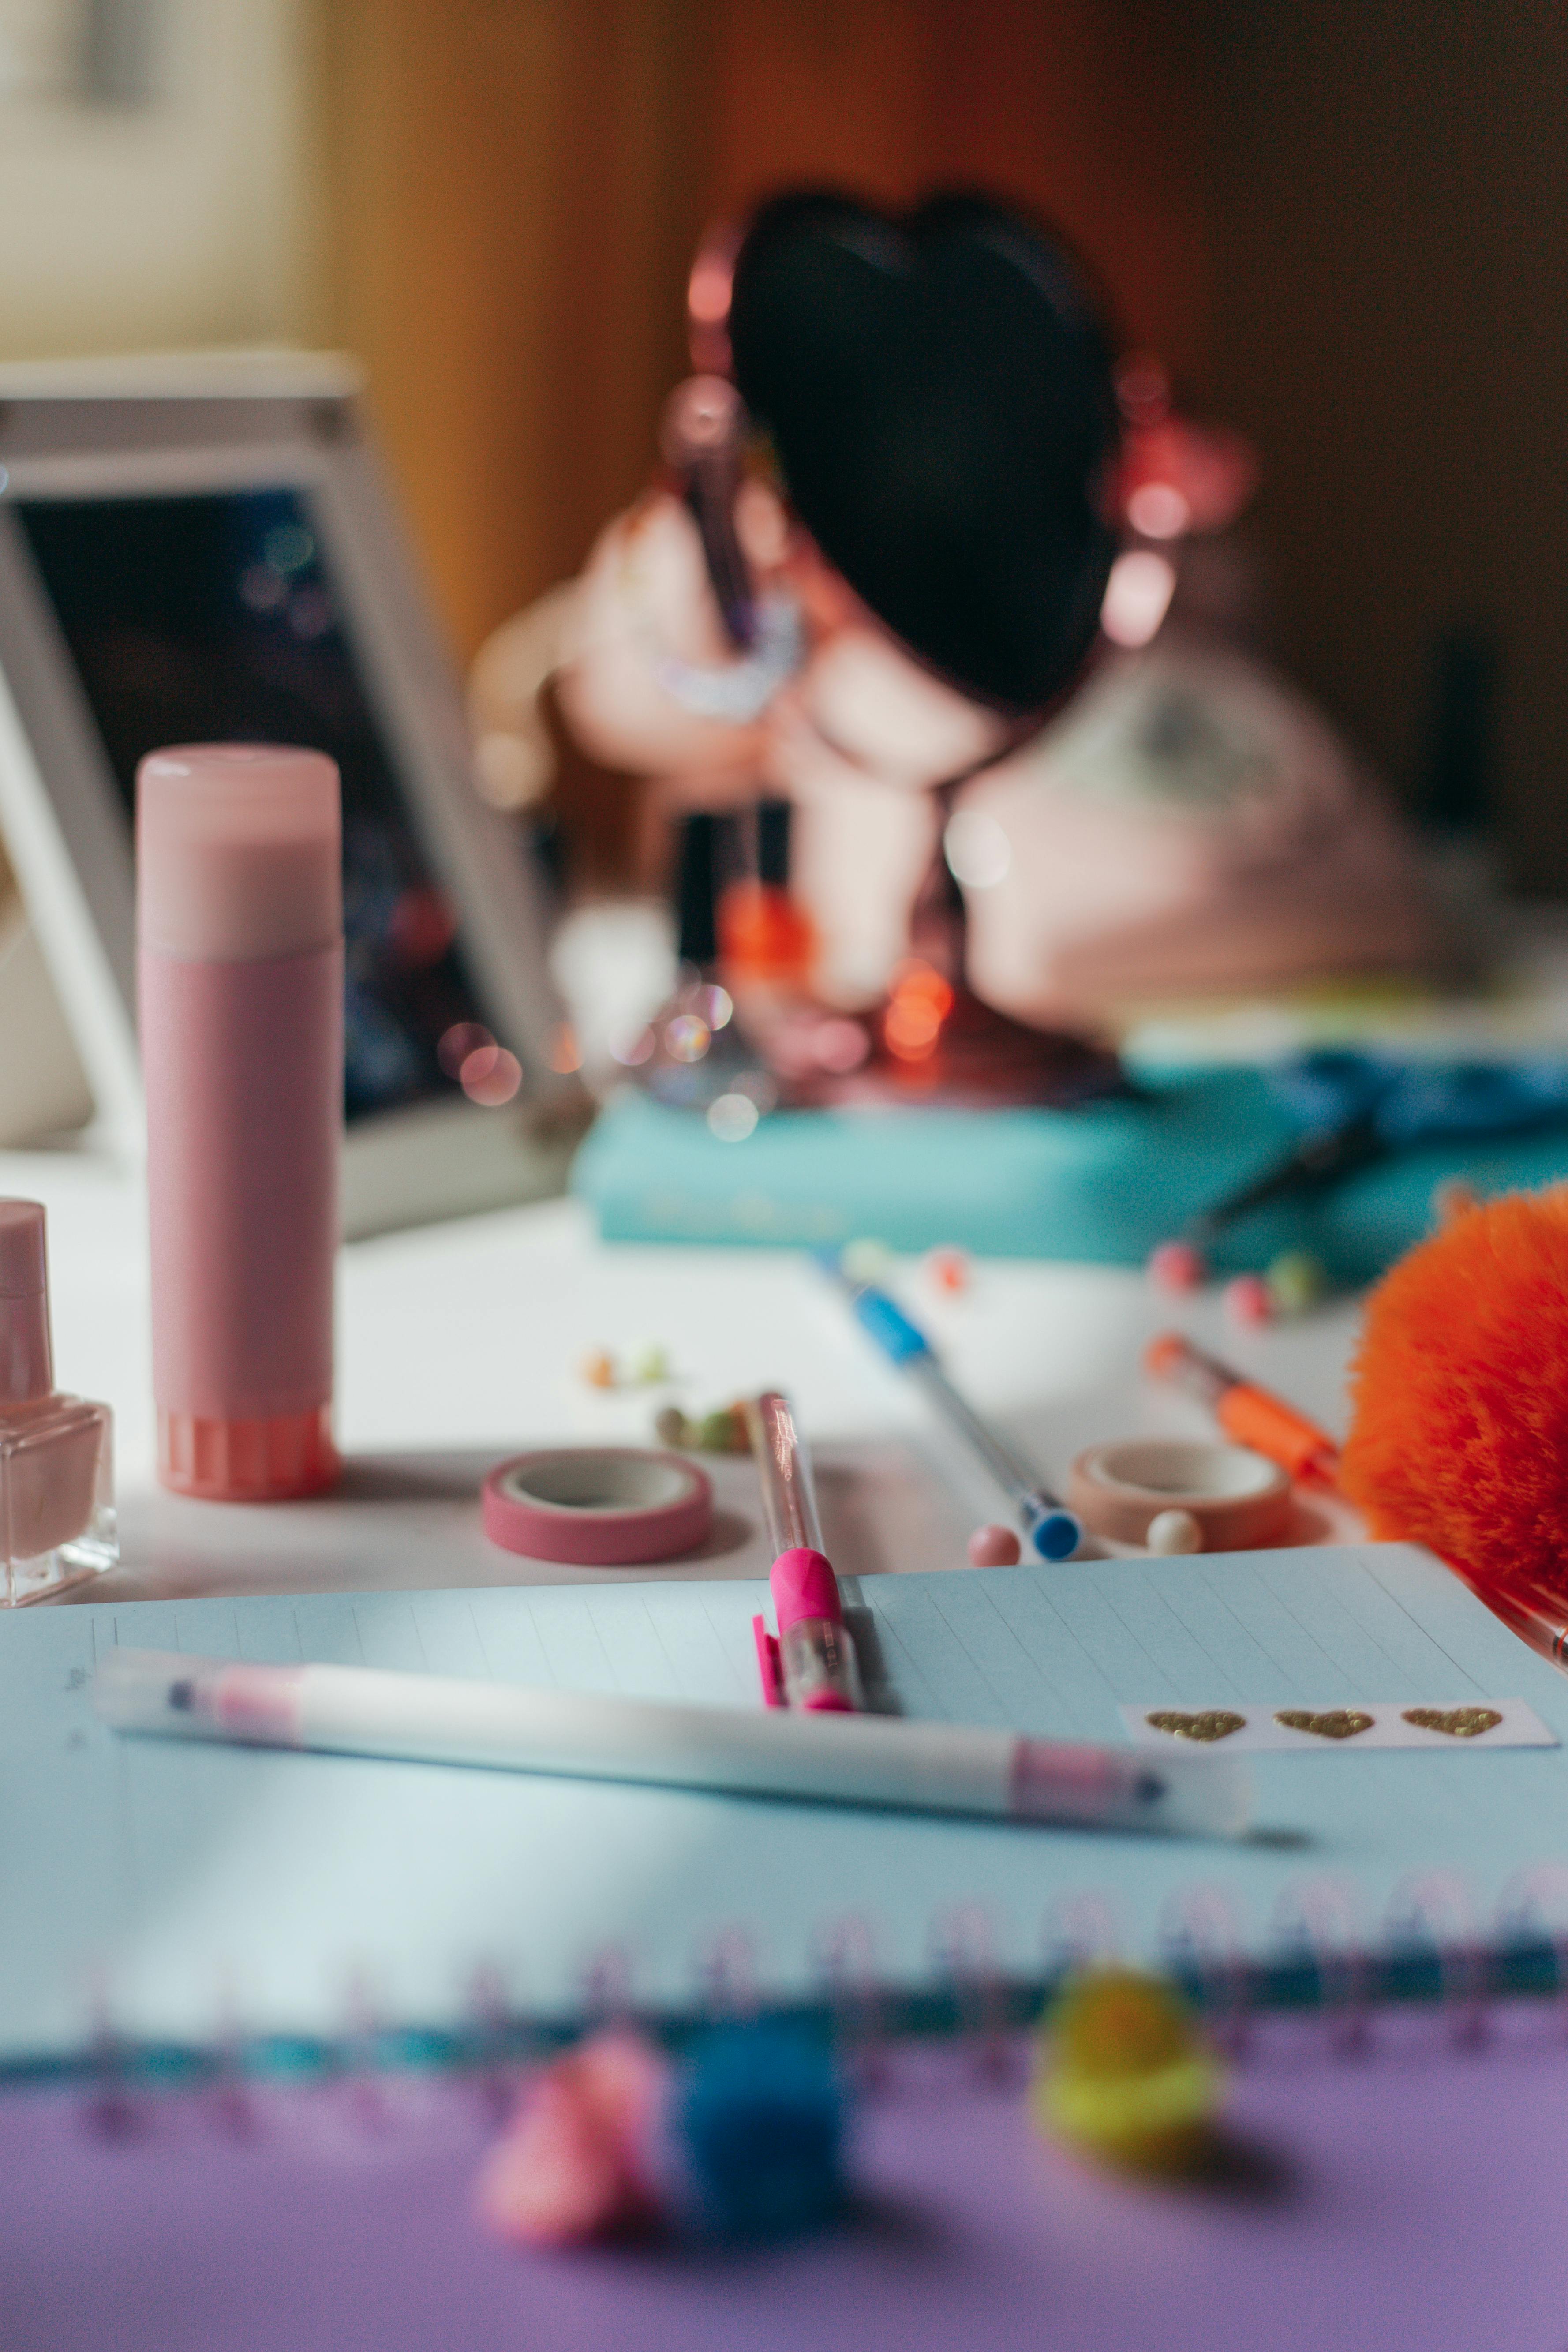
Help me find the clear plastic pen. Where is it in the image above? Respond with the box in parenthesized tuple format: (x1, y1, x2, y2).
(744, 1391, 864, 1711)
(746, 1389, 826, 1558)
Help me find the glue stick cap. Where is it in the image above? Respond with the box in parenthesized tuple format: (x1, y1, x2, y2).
(136, 745, 342, 962)
(0, 1199, 52, 1404)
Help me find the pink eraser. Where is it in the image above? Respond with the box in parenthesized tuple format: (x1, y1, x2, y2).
(769, 1546, 842, 1630)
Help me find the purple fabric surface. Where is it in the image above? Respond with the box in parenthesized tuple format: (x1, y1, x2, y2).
(4, 2021, 1566, 2352)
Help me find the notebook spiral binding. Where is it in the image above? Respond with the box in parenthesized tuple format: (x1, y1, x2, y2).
(20, 1859, 1568, 2123)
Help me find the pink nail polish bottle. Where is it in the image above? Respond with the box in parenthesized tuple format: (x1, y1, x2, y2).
(0, 1199, 116, 1604)
(138, 745, 343, 1501)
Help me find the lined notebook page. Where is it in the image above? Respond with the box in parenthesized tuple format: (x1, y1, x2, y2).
(2, 1544, 1567, 2065)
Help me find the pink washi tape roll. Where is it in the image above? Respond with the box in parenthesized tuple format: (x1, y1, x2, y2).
(1067, 1438, 1291, 1551)
(482, 1448, 713, 1566)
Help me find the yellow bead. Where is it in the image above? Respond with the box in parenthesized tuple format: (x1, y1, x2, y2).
(1033, 1969, 1221, 2176)
(1265, 1250, 1326, 1316)
(842, 1237, 894, 1285)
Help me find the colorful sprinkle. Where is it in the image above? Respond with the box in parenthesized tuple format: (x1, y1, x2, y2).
(696, 1406, 751, 1454)
(841, 1237, 894, 1286)
(1147, 1240, 1206, 1293)
(1222, 1273, 1274, 1328)
(966, 1523, 1022, 1567)
(1146, 1508, 1203, 1555)
(926, 1247, 972, 1297)
(1265, 1250, 1325, 1316)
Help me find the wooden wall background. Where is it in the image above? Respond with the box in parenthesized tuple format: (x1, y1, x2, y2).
(320, 0, 1568, 887)
(322, 0, 711, 666)
(320, 0, 1210, 658)
(1205, 0, 1568, 880)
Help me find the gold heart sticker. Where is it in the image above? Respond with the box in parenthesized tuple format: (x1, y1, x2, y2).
(1145, 1710, 1246, 1744)
(1275, 1709, 1375, 1741)
(1402, 1706, 1504, 1740)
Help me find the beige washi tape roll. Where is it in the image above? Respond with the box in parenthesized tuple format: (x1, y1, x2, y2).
(1067, 1438, 1291, 1551)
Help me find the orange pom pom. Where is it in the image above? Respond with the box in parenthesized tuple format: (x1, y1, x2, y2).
(1340, 1186, 1568, 1599)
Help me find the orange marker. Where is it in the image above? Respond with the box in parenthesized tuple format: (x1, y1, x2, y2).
(1144, 1332, 1340, 1485)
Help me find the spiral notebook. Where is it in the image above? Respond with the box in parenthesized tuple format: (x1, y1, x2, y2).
(4, 1542, 1568, 2074)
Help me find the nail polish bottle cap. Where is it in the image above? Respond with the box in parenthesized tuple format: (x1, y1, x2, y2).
(0, 1200, 52, 1403)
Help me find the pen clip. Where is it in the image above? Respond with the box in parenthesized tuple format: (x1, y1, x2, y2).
(752, 1614, 786, 1708)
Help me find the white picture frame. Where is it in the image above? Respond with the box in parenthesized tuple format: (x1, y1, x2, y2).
(0, 350, 575, 1234)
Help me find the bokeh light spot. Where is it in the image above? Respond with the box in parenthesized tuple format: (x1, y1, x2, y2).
(264, 522, 316, 574)
(665, 1014, 711, 1064)
(944, 809, 1012, 890)
(438, 1020, 493, 1079)
(1100, 550, 1176, 648)
(609, 1024, 656, 1068)
(1126, 482, 1191, 540)
(388, 887, 457, 968)
(460, 1044, 523, 1106)
(707, 1092, 759, 1142)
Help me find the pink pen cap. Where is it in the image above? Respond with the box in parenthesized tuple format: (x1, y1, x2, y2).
(770, 1546, 862, 1713)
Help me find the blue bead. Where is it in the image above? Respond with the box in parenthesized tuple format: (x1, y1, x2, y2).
(676, 2022, 845, 2239)
(1031, 1509, 1081, 1561)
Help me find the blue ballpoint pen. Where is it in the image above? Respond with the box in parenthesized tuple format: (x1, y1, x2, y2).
(819, 1256, 1082, 1560)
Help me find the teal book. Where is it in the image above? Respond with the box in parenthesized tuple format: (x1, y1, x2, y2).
(571, 1075, 1568, 1278)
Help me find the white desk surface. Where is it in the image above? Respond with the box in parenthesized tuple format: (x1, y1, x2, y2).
(0, 1145, 1366, 1605)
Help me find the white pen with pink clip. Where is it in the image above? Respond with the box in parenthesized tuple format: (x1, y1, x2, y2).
(94, 1648, 1249, 1838)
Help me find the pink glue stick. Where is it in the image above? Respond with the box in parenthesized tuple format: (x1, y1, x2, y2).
(138, 745, 343, 1501)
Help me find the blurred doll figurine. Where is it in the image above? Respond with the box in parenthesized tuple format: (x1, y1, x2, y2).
(951, 356, 1450, 1028)
(470, 192, 1446, 1106)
